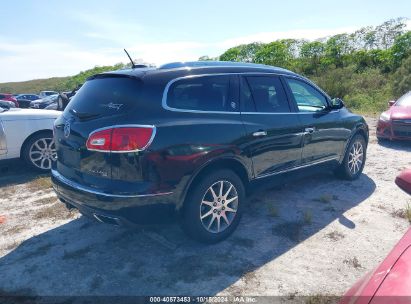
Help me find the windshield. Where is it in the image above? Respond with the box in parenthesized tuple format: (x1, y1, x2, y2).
(396, 91, 411, 107)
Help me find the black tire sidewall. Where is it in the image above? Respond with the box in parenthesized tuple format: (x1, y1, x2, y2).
(182, 169, 245, 243)
(22, 132, 54, 172)
(341, 135, 367, 180)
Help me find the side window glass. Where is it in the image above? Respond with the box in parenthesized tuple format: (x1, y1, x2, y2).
(167, 75, 233, 112)
(245, 76, 290, 113)
(240, 77, 256, 112)
(286, 78, 328, 112)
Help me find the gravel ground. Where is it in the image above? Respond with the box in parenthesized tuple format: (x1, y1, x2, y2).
(0, 117, 410, 298)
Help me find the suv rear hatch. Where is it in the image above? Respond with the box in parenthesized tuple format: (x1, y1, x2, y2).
(54, 75, 145, 191)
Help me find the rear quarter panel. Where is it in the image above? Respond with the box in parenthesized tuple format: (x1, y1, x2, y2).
(0, 117, 56, 160)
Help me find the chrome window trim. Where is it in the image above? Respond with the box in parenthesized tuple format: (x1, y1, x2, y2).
(52, 169, 173, 198)
(254, 156, 340, 180)
(161, 72, 334, 115)
(86, 124, 156, 153)
(162, 73, 241, 114)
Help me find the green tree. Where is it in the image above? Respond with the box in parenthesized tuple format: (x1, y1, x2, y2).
(300, 41, 325, 74)
(64, 63, 125, 90)
(392, 54, 411, 97)
(254, 40, 300, 69)
(219, 43, 263, 62)
(391, 31, 411, 68)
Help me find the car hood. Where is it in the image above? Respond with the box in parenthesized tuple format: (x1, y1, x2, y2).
(0, 108, 61, 120)
(388, 106, 411, 120)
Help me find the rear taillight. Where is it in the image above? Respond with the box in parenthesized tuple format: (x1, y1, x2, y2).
(86, 125, 155, 152)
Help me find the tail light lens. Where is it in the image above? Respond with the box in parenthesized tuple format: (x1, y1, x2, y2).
(86, 125, 155, 152)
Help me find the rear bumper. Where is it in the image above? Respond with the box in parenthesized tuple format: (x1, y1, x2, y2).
(51, 169, 178, 225)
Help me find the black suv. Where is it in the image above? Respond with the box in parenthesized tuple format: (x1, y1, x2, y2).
(52, 61, 368, 243)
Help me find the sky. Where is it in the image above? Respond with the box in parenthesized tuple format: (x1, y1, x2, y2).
(0, 0, 410, 83)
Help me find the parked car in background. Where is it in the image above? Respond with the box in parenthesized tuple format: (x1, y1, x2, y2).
(39, 90, 59, 98)
(52, 61, 369, 243)
(15, 94, 40, 108)
(30, 94, 59, 109)
(0, 100, 16, 109)
(377, 91, 411, 141)
(0, 107, 60, 171)
(340, 168, 411, 304)
(57, 89, 77, 111)
(0, 93, 19, 107)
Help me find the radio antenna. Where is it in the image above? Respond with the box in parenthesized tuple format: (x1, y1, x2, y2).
(124, 48, 136, 68)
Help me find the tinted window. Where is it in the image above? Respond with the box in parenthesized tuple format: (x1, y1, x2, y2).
(65, 77, 142, 116)
(167, 76, 234, 112)
(240, 77, 256, 112)
(286, 78, 328, 112)
(244, 76, 290, 113)
(0, 95, 4, 99)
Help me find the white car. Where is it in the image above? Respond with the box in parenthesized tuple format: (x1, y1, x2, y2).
(0, 107, 60, 171)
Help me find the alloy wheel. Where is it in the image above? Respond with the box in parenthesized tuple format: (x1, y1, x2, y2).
(29, 138, 56, 170)
(348, 141, 364, 175)
(200, 180, 239, 234)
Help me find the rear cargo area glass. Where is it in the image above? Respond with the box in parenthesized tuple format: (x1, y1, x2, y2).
(65, 76, 142, 116)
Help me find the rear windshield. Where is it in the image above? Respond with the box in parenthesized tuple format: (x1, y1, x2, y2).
(65, 77, 142, 116)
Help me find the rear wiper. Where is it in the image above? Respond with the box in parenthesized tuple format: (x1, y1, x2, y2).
(70, 109, 100, 120)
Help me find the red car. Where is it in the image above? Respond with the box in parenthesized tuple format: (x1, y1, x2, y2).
(340, 169, 411, 304)
(0, 93, 19, 107)
(377, 91, 411, 141)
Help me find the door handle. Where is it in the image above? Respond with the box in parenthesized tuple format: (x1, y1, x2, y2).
(304, 127, 315, 134)
(252, 130, 267, 137)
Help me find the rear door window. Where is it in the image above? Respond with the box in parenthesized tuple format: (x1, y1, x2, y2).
(65, 76, 142, 116)
(166, 75, 235, 112)
(243, 76, 290, 113)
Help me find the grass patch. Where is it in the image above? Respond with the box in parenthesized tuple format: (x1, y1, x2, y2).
(391, 204, 411, 223)
(306, 295, 339, 304)
(313, 194, 334, 204)
(323, 206, 336, 212)
(3, 225, 25, 236)
(325, 231, 345, 241)
(27, 176, 52, 191)
(267, 202, 279, 217)
(33, 203, 75, 221)
(32, 196, 57, 206)
(303, 210, 313, 224)
(343, 257, 362, 269)
(273, 221, 305, 242)
(63, 246, 91, 260)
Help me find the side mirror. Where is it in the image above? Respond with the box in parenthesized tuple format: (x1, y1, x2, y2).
(330, 98, 344, 110)
(388, 100, 396, 107)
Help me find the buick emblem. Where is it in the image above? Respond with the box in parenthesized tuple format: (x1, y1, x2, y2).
(64, 120, 71, 138)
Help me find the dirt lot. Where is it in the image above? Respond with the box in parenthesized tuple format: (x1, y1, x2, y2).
(0, 117, 410, 298)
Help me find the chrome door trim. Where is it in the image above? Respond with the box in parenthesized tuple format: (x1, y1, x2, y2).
(254, 156, 339, 180)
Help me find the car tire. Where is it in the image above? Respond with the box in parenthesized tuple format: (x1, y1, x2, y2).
(181, 169, 245, 243)
(335, 134, 367, 180)
(22, 131, 57, 172)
